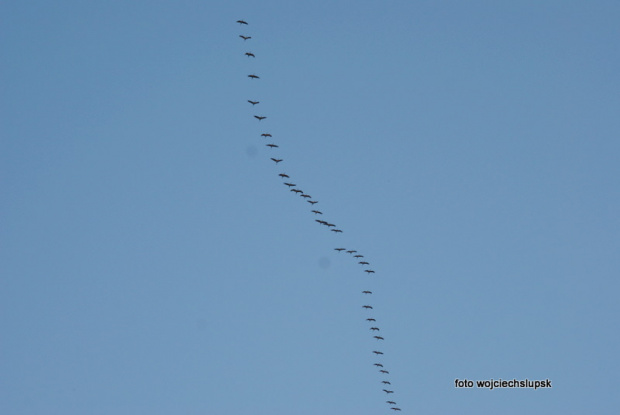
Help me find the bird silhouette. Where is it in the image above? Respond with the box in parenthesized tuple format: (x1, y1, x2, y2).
(237, 20, 248, 25)
(331, 229, 343, 233)
(367, 318, 376, 322)
(363, 305, 373, 310)
(312, 210, 323, 215)
(283, 182, 295, 187)
(261, 133, 272, 137)
(387, 401, 397, 405)
(271, 158, 283, 164)
(248, 74, 259, 79)
(334, 248, 345, 252)
(383, 389, 394, 394)
(300, 194, 311, 198)
(347, 250, 357, 254)
(307, 200, 318, 205)
(266, 143, 278, 148)
(370, 327, 380, 331)
(279, 173, 289, 178)
(391, 408, 401, 411)
(354, 255, 364, 258)
(362, 291, 372, 294)
(374, 336, 385, 340)
(365, 270, 375, 274)
(239, 35, 251, 40)
(373, 351, 384, 355)
(359, 261, 370, 265)
(380, 369, 390, 374)
(291, 189, 303, 193)
(382, 381, 392, 385)
(248, 100, 259, 105)
(374, 363, 384, 367)
(245, 52, 255, 57)
(255, 115, 267, 121)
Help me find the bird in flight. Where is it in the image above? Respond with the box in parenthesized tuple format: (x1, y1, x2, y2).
(248, 100, 259, 105)
(312, 210, 323, 215)
(300, 194, 311, 198)
(347, 250, 357, 254)
(239, 35, 251, 40)
(387, 401, 396, 405)
(307, 200, 318, 205)
(335, 248, 345, 252)
(261, 133, 272, 137)
(271, 158, 283, 164)
(380, 369, 390, 374)
(382, 381, 392, 385)
(283, 182, 295, 187)
(383, 389, 394, 394)
(359, 261, 370, 265)
(237, 20, 248, 25)
(362, 290, 372, 294)
(367, 318, 376, 322)
(391, 408, 401, 411)
(363, 305, 373, 309)
(370, 327, 380, 331)
(255, 115, 267, 121)
(374, 363, 384, 367)
(325, 223, 335, 228)
(374, 336, 385, 340)
(245, 52, 255, 57)
(291, 189, 303, 194)
(266, 143, 278, 148)
(331, 229, 343, 233)
(354, 254, 364, 258)
(373, 351, 384, 355)
(279, 173, 289, 178)
(248, 74, 259, 79)
(365, 270, 375, 274)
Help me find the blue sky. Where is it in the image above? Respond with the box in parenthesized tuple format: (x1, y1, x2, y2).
(2, 1, 619, 414)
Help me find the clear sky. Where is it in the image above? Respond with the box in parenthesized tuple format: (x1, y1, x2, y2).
(2, 1, 619, 414)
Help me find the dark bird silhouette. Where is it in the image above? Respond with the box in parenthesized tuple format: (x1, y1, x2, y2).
(331, 229, 343, 233)
(248, 100, 259, 105)
(237, 20, 248, 25)
(245, 52, 255, 57)
(374, 363, 384, 367)
(255, 115, 267, 121)
(374, 336, 385, 340)
(382, 381, 392, 385)
(383, 389, 394, 394)
(307, 200, 318, 205)
(248, 74, 259, 79)
(362, 291, 372, 294)
(354, 255, 364, 258)
(363, 305, 373, 309)
(326, 223, 336, 227)
(373, 351, 384, 355)
(391, 408, 401, 411)
(291, 189, 303, 193)
(279, 173, 289, 179)
(365, 270, 375, 274)
(380, 370, 390, 374)
(266, 144, 278, 148)
(387, 401, 397, 405)
(367, 318, 376, 322)
(300, 194, 311, 198)
(335, 248, 346, 252)
(317, 220, 328, 225)
(312, 210, 323, 215)
(239, 35, 251, 40)
(283, 182, 295, 187)
(261, 133, 272, 137)
(370, 327, 380, 331)
(271, 158, 283, 164)
(347, 250, 357, 254)
(359, 261, 370, 265)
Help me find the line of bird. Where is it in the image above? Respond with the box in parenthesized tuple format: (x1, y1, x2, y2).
(238, 19, 401, 412)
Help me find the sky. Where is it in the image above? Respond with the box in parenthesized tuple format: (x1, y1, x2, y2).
(2, 1, 619, 414)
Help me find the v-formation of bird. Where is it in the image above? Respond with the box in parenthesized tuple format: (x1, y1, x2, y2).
(238, 20, 401, 412)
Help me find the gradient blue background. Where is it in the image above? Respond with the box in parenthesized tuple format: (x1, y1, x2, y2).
(2, 1, 619, 414)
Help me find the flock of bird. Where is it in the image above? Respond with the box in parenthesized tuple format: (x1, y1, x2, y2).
(237, 19, 402, 412)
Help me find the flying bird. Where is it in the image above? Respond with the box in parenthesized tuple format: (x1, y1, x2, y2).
(363, 305, 373, 310)
(380, 370, 390, 374)
(248, 74, 259, 79)
(279, 173, 289, 179)
(354, 255, 364, 258)
(367, 318, 376, 322)
(383, 389, 394, 394)
(374, 336, 385, 340)
(239, 35, 251, 40)
(245, 52, 255, 57)
(382, 381, 392, 385)
(374, 363, 384, 367)
(347, 250, 357, 254)
(370, 327, 380, 331)
(326, 223, 335, 227)
(266, 144, 278, 148)
(271, 158, 283, 164)
(300, 194, 311, 198)
(261, 133, 272, 137)
(248, 100, 259, 105)
(307, 200, 318, 205)
(255, 115, 267, 121)
(373, 351, 384, 355)
(291, 189, 303, 193)
(312, 210, 323, 215)
(237, 20, 248, 25)
(359, 261, 370, 265)
(391, 408, 401, 411)
(335, 248, 345, 252)
(387, 401, 397, 405)
(283, 182, 295, 187)
(331, 229, 343, 233)
(365, 270, 375, 274)
(316, 220, 328, 225)
(362, 291, 372, 294)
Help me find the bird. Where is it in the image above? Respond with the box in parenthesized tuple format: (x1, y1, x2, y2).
(261, 133, 272, 137)
(335, 248, 345, 252)
(316, 220, 328, 225)
(365, 270, 375, 274)
(380, 369, 390, 374)
(279, 173, 289, 178)
(326, 223, 336, 227)
(312, 210, 323, 215)
(271, 158, 283, 164)
(367, 318, 376, 322)
(245, 52, 255, 57)
(291, 189, 303, 193)
(248, 100, 259, 105)
(373, 351, 384, 355)
(374, 363, 384, 367)
(248, 74, 259, 79)
(255, 115, 267, 121)
(347, 250, 357, 254)
(266, 144, 278, 148)
(363, 305, 373, 310)
(307, 200, 318, 205)
(370, 327, 380, 331)
(382, 381, 392, 385)
(383, 389, 394, 394)
(237, 20, 248, 25)
(391, 408, 401, 411)
(354, 255, 364, 258)
(362, 290, 372, 294)
(387, 401, 397, 405)
(283, 182, 295, 187)
(331, 229, 343, 233)
(300, 194, 311, 198)
(359, 261, 370, 265)
(374, 336, 385, 340)
(239, 35, 251, 40)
